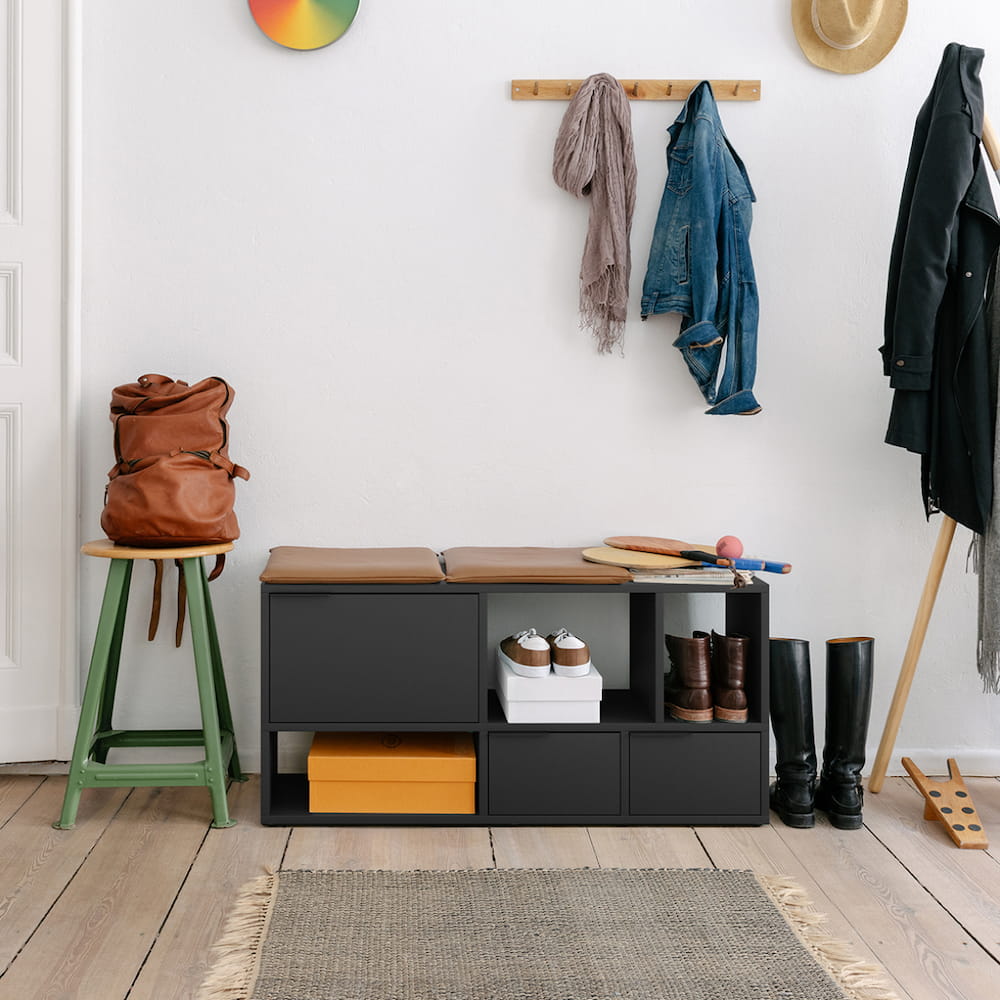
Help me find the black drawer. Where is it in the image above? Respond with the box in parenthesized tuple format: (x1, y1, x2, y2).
(267, 594, 479, 723)
(629, 732, 762, 817)
(488, 733, 621, 816)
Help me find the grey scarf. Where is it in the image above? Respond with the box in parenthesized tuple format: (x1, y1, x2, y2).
(976, 260, 1000, 693)
(553, 73, 637, 354)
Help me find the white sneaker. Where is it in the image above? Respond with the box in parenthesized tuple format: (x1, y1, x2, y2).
(497, 628, 551, 678)
(546, 628, 592, 677)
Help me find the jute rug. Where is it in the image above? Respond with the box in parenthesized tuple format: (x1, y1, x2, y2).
(197, 868, 899, 1000)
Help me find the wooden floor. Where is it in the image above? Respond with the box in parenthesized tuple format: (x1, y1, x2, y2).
(0, 774, 998, 998)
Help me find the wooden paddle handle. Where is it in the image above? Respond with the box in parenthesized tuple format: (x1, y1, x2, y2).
(734, 558, 791, 574)
(686, 551, 791, 574)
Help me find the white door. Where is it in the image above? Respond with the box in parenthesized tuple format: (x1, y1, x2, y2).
(0, 0, 71, 762)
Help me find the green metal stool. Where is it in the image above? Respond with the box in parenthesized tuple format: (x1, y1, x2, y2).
(55, 539, 246, 830)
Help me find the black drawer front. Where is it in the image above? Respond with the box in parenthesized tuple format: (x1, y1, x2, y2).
(629, 732, 762, 816)
(267, 594, 479, 723)
(488, 733, 621, 816)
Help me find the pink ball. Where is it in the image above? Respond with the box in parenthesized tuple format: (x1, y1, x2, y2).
(716, 535, 744, 559)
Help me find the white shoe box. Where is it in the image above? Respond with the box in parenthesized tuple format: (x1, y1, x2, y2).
(495, 656, 603, 723)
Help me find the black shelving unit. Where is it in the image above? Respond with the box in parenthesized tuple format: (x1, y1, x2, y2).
(260, 579, 769, 825)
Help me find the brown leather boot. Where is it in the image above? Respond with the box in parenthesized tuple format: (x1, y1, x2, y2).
(710, 630, 749, 723)
(664, 632, 713, 722)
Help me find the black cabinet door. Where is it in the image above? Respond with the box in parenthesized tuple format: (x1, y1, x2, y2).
(629, 732, 762, 816)
(488, 733, 621, 816)
(267, 594, 479, 723)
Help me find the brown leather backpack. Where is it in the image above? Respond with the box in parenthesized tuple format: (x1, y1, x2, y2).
(101, 373, 250, 547)
(100, 374, 250, 644)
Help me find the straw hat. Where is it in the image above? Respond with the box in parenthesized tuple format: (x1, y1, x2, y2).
(792, 0, 907, 74)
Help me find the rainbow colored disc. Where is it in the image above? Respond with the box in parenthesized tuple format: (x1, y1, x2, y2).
(249, 0, 361, 51)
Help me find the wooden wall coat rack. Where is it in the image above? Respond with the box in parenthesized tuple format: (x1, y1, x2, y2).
(511, 79, 761, 101)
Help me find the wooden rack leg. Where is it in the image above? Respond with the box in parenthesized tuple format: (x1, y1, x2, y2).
(869, 515, 956, 794)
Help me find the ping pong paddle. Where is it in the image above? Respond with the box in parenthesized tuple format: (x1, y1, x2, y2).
(604, 535, 792, 574)
(582, 546, 728, 571)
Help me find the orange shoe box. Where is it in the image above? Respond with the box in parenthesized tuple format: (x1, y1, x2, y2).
(307, 732, 476, 814)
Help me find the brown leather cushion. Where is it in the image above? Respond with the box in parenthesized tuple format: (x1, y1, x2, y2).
(442, 547, 632, 583)
(261, 546, 445, 584)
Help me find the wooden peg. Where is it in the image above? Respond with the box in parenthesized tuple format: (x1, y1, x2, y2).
(666, 82, 673, 96)
(901, 757, 988, 849)
(533, 80, 539, 96)
(733, 80, 741, 96)
(632, 81, 639, 97)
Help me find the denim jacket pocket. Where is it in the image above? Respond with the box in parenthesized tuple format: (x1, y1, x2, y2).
(666, 142, 694, 196)
(668, 224, 691, 285)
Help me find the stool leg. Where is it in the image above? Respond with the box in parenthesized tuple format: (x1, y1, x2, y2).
(92, 562, 134, 764)
(198, 558, 246, 783)
(55, 559, 133, 829)
(183, 556, 235, 828)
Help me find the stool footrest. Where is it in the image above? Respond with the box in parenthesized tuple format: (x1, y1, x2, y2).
(79, 762, 215, 787)
(73, 733, 235, 789)
(94, 729, 223, 750)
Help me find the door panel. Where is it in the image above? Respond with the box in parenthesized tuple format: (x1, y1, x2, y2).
(0, 0, 68, 761)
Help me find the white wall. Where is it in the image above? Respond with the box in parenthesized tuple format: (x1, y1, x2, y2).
(78, 2, 1000, 774)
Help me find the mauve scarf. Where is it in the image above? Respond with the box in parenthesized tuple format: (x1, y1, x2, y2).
(553, 73, 637, 354)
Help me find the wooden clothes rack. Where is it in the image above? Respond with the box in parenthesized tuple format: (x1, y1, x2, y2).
(511, 79, 760, 101)
(869, 114, 1000, 793)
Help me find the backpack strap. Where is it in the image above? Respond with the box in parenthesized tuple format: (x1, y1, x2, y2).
(208, 553, 226, 581)
(146, 555, 225, 646)
(205, 450, 251, 481)
(175, 555, 225, 645)
(148, 560, 164, 641)
(175, 560, 186, 647)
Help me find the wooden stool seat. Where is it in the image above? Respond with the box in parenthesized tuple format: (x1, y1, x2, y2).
(55, 539, 245, 831)
(81, 538, 234, 560)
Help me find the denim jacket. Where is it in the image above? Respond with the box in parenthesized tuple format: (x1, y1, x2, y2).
(641, 82, 761, 415)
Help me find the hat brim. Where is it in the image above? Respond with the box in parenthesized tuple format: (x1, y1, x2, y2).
(792, 0, 907, 74)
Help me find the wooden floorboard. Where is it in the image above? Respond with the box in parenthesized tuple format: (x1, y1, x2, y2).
(864, 779, 1000, 957)
(588, 825, 711, 868)
(0, 775, 44, 827)
(284, 823, 494, 871)
(695, 819, 912, 998)
(771, 801, 999, 1000)
(128, 777, 289, 1000)
(491, 826, 598, 868)
(0, 778, 128, 977)
(0, 774, 997, 999)
(0, 785, 211, 999)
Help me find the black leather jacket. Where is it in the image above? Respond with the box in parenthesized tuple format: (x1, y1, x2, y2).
(882, 43, 1000, 534)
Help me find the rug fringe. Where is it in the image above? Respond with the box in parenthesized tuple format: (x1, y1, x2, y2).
(195, 871, 277, 1000)
(758, 874, 901, 1000)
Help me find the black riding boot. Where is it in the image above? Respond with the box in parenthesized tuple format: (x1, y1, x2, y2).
(768, 638, 817, 828)
(814, 637, 874, 831)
